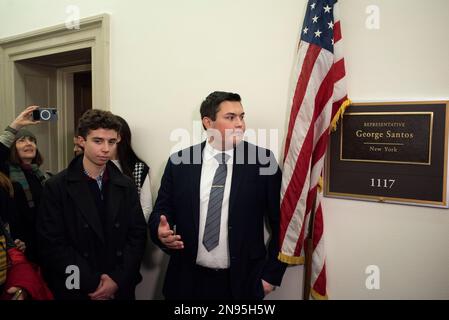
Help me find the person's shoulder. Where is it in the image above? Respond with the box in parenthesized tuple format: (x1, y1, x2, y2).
(45, 168, 68, 186)
(237, 141, 275, 160)
(171, 142, 203, 156)
(107, 161, 135, 187)
(41, 169, 69, 195)
(121, 174, 136, 188)
(168, 142, 204, 165)
(243, 141, 274, 154)
(135, 160, 150, 171)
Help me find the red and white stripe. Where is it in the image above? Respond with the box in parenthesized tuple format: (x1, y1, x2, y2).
(279, 1, 348, 300)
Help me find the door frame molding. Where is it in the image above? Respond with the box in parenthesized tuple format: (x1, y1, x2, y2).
(0, 14, 110, 129)
(57, 64, 91, 170)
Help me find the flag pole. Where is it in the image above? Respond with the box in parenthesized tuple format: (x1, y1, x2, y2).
(303, 190, 318, 300)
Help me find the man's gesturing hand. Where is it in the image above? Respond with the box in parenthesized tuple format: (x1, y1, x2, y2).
(158, 215, 184, 250)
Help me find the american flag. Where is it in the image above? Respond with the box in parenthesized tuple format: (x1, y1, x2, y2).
(278, 0, 350, 299)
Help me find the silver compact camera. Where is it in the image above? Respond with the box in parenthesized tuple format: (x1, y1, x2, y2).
(32, 108, 58, 121)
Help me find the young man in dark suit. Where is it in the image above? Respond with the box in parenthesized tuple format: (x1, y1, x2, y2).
(37, 110, 147, 300)
(149, 91, 286, 300)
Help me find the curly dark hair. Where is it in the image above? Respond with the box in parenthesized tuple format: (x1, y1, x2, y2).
(77, 109, 122, 139)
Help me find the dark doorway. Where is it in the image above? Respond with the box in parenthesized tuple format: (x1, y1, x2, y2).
(74, 71, 93, 132)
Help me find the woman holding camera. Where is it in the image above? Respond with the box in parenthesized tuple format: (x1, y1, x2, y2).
(0, 106, 48, 264)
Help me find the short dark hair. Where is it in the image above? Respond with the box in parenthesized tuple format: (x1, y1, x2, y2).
(77, 109, 122, 139)
(200, 91, 241, 121)
(10, 137, 43, 167)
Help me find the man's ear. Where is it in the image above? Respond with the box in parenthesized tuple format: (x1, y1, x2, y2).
(202, 117, 212, 129)
(78, 136, 86, 148)
(116, 134, 121, 143)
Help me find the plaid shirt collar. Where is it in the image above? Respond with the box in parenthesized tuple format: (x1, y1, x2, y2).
(83, 166, 109, 190)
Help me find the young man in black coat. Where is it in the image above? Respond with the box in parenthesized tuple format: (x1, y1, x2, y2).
(37, 110, 147, 300)
(149, 91, 287, 300)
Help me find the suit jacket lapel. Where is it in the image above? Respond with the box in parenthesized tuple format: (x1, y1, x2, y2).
(191, 142, 205, 237)
(229, 142, 246, 215)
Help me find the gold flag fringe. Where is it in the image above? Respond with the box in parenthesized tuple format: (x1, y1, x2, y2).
(330, 98, 352, 132)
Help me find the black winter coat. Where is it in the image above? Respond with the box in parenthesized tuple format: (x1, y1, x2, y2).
(37, 156, 147, 299)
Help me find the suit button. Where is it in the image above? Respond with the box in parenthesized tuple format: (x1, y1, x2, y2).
(83, 223, 89, 229)
(231, 256, 236, 260)
(228, 226, 232, 230)
(114, 222, 120, 228)
(116, 251, 122, 257)
(83, 252, 89, 258)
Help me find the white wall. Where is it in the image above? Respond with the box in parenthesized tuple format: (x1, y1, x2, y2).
(1, 0, 448, 299)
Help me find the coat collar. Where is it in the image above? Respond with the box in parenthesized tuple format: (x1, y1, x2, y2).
(65, 155, 127, 243)
(66, 155, 128, 187)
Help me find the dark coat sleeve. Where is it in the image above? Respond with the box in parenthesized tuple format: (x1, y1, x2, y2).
(36, 177, 102, 295)
(260, 151, 287, 286)
(148, 158, 174, 253)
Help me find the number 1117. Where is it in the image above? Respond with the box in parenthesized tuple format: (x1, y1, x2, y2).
(370, 178, 395, 189)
